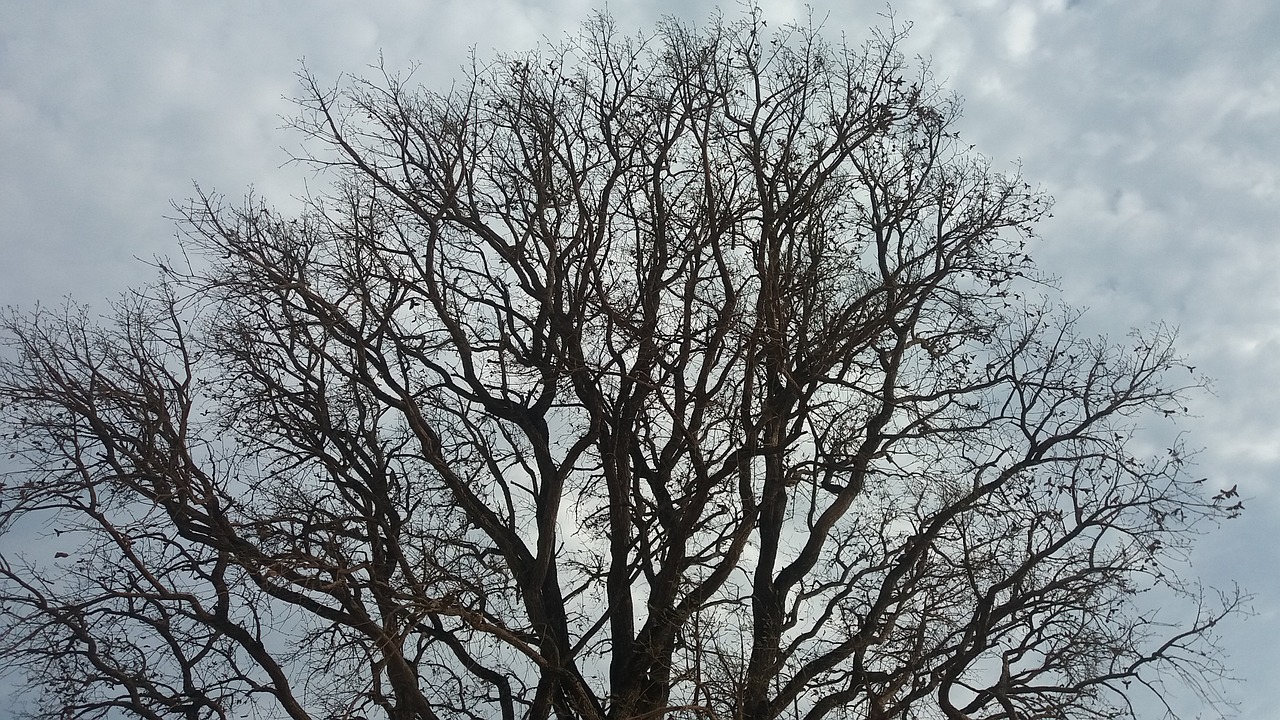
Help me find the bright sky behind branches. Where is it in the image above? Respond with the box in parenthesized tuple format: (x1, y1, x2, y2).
(1, 1, 1277, 717)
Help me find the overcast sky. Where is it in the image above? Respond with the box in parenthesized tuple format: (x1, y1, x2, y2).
(1, 1, 1277, 717)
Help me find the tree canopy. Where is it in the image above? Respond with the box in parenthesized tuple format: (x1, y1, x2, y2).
(0, 10, 1241, 720)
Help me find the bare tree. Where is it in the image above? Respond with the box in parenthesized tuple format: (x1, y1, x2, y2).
(0, 10, 1242, 720)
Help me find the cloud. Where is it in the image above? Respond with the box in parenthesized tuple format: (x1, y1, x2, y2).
(1002, 2, 1041, 60)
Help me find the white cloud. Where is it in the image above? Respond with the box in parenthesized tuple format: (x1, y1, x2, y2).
(1003, 2, 1039, 59)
